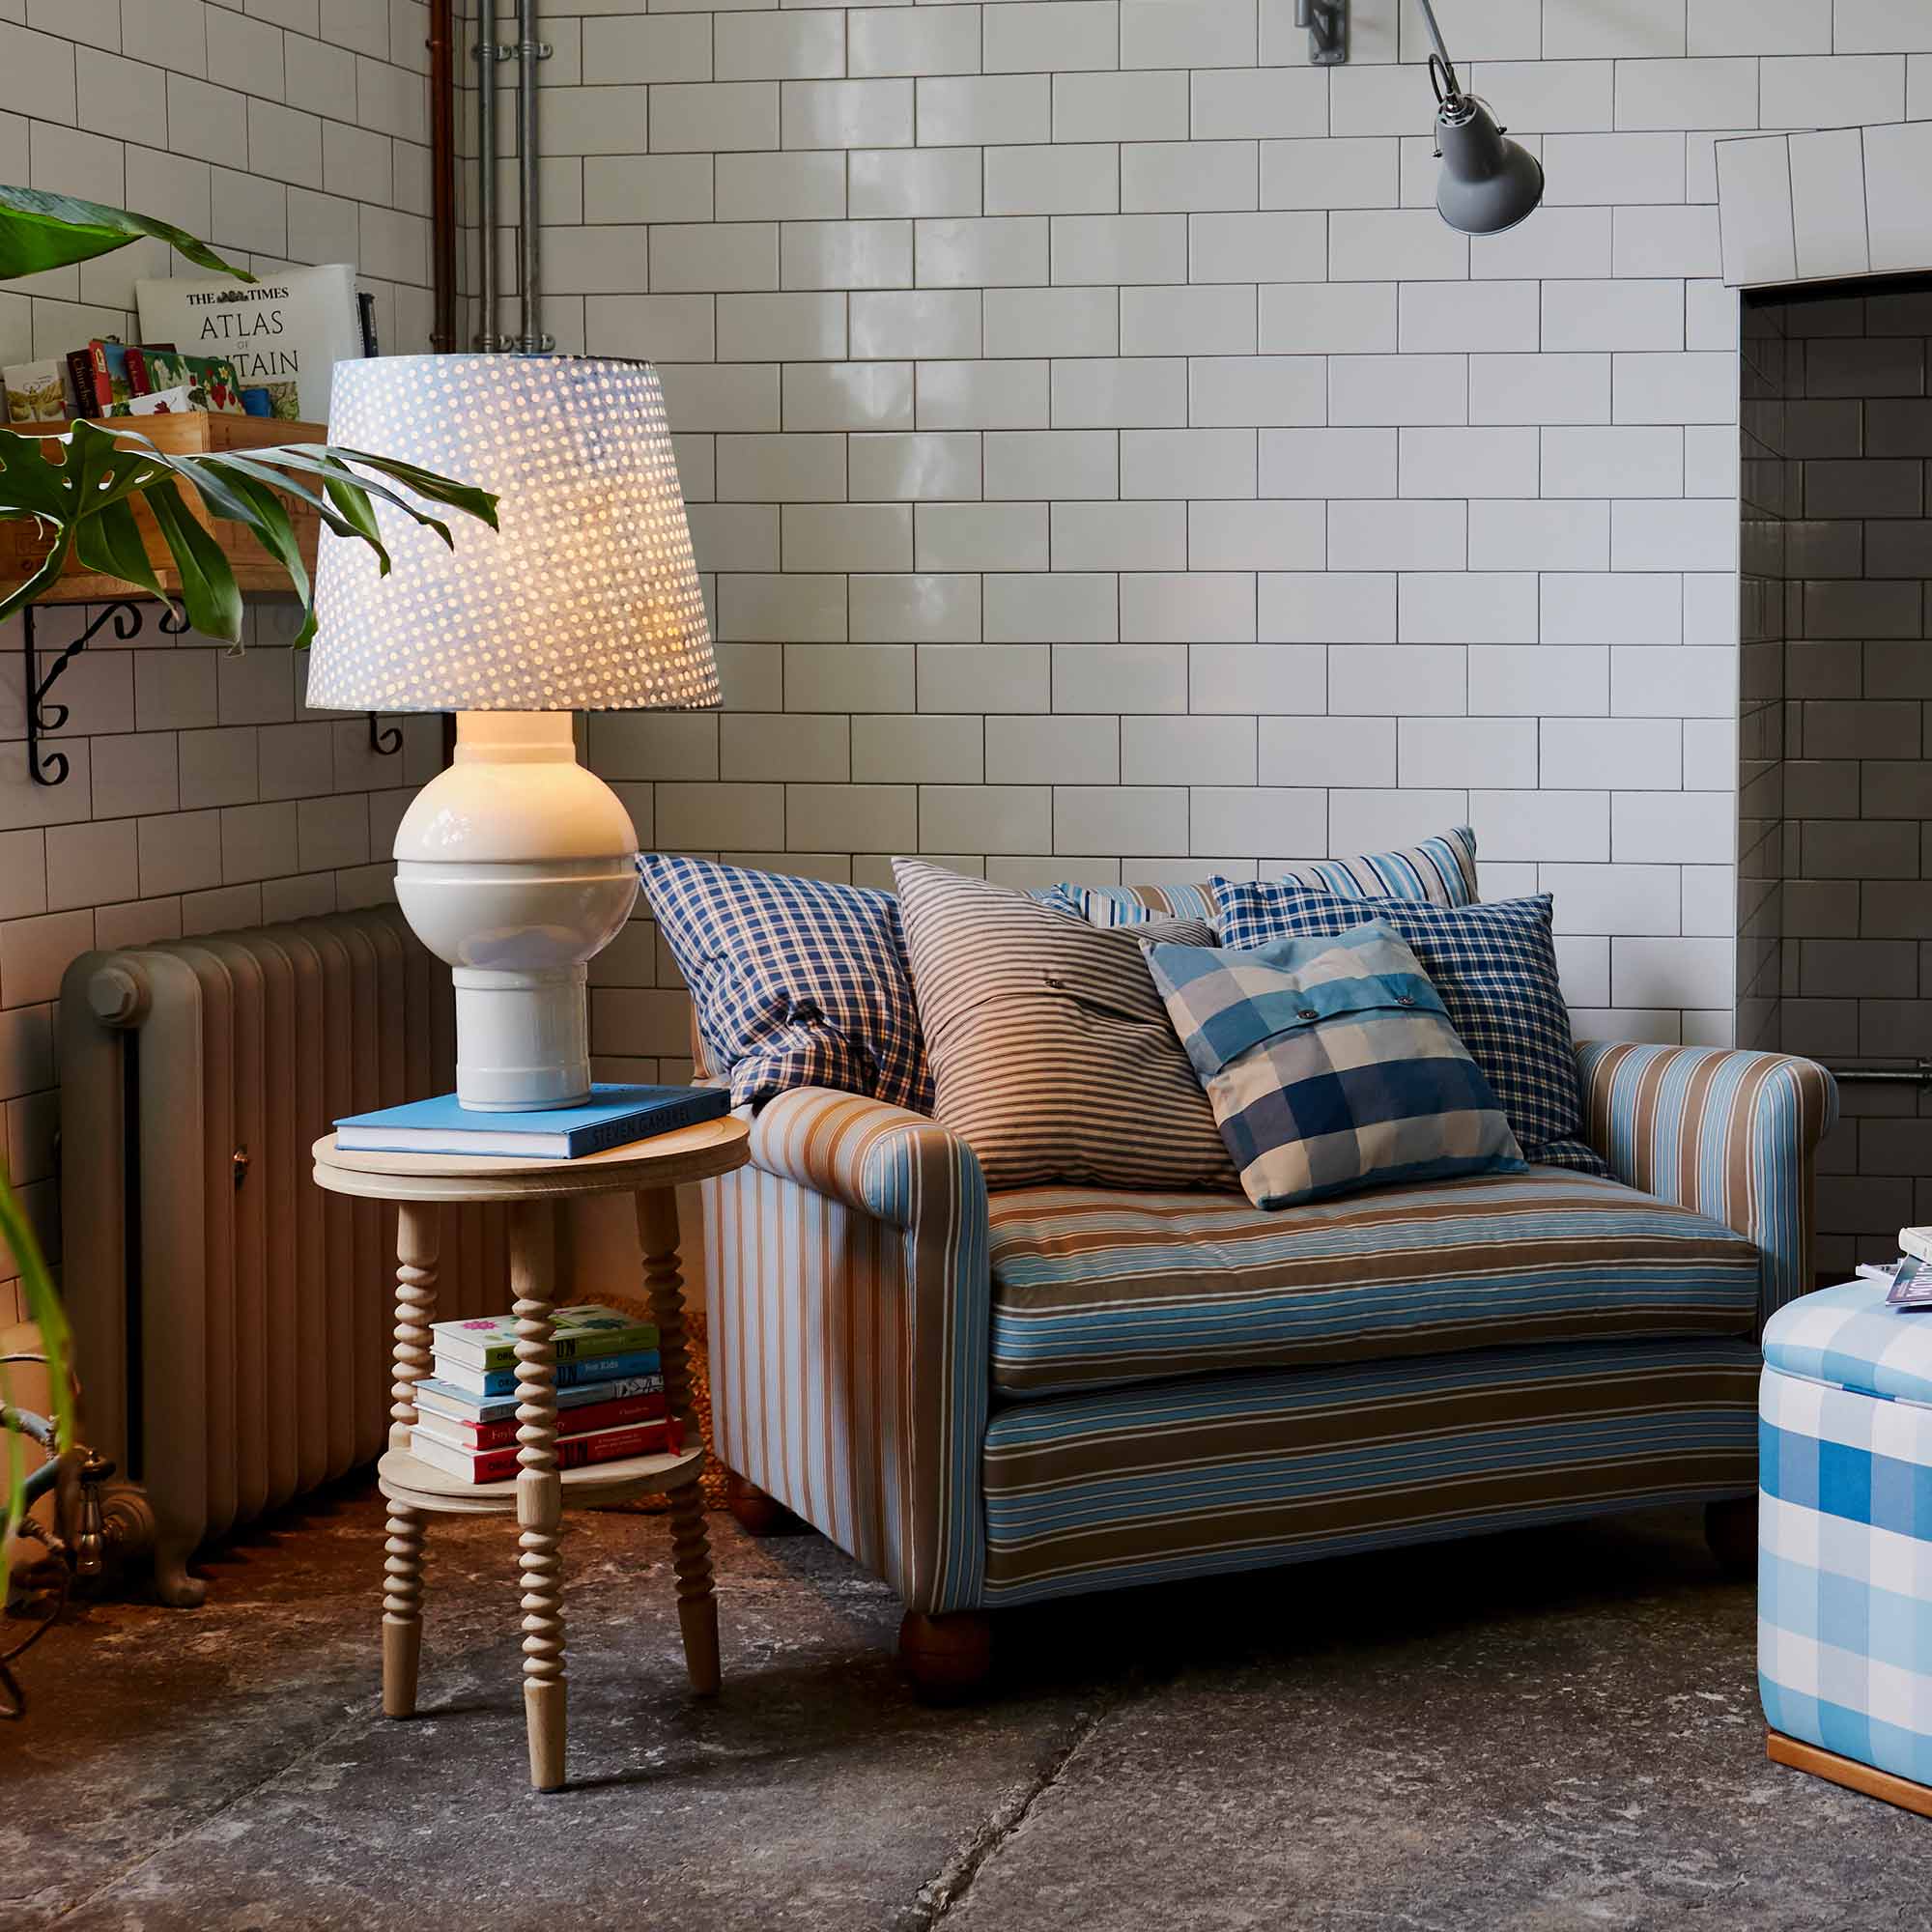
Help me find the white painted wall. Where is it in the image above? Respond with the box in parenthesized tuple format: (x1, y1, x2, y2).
(516, 0, 1932, 1094)
(0, 0, 447, 1316)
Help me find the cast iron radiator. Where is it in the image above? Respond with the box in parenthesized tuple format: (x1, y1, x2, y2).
(57, 905, 508, 1605)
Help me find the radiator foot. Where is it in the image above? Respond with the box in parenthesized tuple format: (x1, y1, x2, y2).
(153, 1535, 206, 1608)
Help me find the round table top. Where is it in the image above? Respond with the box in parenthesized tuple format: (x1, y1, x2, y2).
(378, 1443, 707, 1516)
(311, 1113, 750, 1204)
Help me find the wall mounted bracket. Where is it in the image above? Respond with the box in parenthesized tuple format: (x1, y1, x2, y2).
(21, 599, 402, 787)
(1295, 0, 1349, 66)
(22, 601, 187, 787)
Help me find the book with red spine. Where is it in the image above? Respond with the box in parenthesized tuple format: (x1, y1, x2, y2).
(409, 1414, 685, 1485)
(413, 1388, 668, 1453)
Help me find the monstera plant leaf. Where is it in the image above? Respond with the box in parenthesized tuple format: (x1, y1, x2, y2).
(0, 420, 499, 642)
(0, 185, 255, 280)
(0, 1165, 73, 1546)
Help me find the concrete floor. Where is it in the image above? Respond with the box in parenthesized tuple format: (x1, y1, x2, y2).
(2, 1491, 1926, 1931)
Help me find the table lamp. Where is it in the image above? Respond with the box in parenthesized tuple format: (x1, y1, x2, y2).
(307, 354, 719, 1111)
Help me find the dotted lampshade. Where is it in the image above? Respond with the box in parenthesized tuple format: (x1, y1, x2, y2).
(306, 355, 719, 714)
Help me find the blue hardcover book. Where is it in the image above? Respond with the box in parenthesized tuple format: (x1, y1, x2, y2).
(431, 1349, 665, 1400)
(334, 1083, 729, 1160)
(413, 1373, 665, 1424)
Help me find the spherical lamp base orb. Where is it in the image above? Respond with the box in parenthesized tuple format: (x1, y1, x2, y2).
(392, 712, 640, 1113)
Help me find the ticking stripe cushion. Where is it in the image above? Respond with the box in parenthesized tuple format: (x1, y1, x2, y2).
(640, 854, 930, 1114)
(893, 857, 1237, 1193)
(985, 1169, 1761, 1398)
(1044, 826, 1479, 927)
(1144, 923, 1524, 1209)
(1210, 881, 1601, 1173)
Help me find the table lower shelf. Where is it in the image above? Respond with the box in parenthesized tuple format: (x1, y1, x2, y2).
(378, 1443, 706, 1516)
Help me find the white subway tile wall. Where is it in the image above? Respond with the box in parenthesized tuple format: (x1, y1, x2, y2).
(1746, 289, 1932, 1271)
(0, 0, 448, 1313)
(543, 3, 1899, 1084)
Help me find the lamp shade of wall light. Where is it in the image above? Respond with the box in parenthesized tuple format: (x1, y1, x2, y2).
(1434, 94, 1546, 235)
(308, 355, 719, 1112)
(1412, 0, 1545, 235)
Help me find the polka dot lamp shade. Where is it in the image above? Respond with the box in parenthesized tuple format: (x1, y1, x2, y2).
(307, 355, 718, 714)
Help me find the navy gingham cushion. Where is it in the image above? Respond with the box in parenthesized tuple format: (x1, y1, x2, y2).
(639, 854, 931, 1114)
(1144, 923, 1524, 1209)
(1208, 881, 1603, 1172)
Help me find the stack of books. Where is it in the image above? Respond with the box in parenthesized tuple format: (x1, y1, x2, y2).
(410, 1303, 683, 1484)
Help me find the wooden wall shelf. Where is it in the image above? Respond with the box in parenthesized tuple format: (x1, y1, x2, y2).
(0, 414, 326, 608)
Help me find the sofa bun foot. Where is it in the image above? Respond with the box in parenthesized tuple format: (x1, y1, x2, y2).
(725, 1472, 807, 1537)
(899, 1610, 993, 1701)
(1705, 1496, 1756, 1578)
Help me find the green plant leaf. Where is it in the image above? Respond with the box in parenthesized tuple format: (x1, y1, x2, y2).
(0, 1162, 72, 1548)
(173, 460, 315, 644)
(72, 496, 163, 597)
(142, 478, 243, 640)
(331, 446, 501, 531)
(0, 423, 497, 635)
(234, 446, 458, 548)
(188, 450, 390, 558)
(0, 185, 255, 281)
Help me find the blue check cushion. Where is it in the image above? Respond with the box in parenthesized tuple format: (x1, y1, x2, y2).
(1144, 923, 1524, 1209)
(1759, 1282, 1932, 1791)
(1210, 881, 1602, 1173)
(639, 854, 931, 1114)
(1044, 826, 1480, 927)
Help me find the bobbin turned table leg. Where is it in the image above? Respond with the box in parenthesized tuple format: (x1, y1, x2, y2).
(636, 1185, 721, 1697)
(384, 1203, 440, 1719)
(510, 1200, 567, 1792)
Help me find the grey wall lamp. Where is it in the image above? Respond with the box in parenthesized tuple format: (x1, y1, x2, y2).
(1293, 0, 1546, 235)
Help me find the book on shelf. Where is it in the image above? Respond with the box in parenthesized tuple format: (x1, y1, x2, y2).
(429, 1348, 663, 1402)
(409, 1414, 686, 1486)
(334, 1083, 730, 1160)
(88, 338, 135, 412)
(136, 262, 361, 421)
(412, 1371, 665, 1426)
(4, 359, 67, 423)
(430, 1302, 659, 1374)
(414, 1388, 668, 1454)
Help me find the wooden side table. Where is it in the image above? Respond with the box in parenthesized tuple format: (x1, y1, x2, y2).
(312, 1116, 751, 1792)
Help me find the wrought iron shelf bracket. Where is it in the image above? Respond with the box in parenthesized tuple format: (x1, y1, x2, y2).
(20, 599, 403, 786)
(23, 600, 188, 787)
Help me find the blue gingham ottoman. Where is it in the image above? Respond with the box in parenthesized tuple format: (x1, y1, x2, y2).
(1758, 1279, 1932, 1811)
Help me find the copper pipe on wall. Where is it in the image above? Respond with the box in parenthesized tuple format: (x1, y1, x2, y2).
(427, 0, 457, 352)
(476, 0, 502, 350)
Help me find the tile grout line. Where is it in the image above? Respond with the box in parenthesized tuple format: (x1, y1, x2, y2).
(49, 1688, 382, 1924)
(901, 1692, 1121, 1930)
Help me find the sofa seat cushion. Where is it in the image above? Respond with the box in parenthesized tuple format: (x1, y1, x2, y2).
(987, 1168, 1761, 1399)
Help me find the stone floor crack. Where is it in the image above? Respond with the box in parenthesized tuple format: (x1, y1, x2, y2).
(897, 1695, 1118, 1930)
(49, 1691, 378, 1924)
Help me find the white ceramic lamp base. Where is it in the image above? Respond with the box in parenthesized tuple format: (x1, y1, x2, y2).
(393, 712, 639, 1112)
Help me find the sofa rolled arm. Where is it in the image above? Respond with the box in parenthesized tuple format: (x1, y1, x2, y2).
(746, 1086, 988, 1232)
(1577, 1041, 1838, 1323)
(712, 1086, 990, 1615)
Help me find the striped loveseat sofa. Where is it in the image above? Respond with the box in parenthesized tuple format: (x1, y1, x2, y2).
(697, 1039, 1835, 1692)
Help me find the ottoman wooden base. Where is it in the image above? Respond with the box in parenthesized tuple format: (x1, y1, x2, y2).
(1768, 1731, 1932, 1821)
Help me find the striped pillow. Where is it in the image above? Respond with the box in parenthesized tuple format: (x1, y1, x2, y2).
(1045, 827, 1479, 928)
(640, 854, 930, 1114)
(894, 858, 1237, 1193)
(1144, 924, 1524, 1209)
(1210, 880, 1600, 1171)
